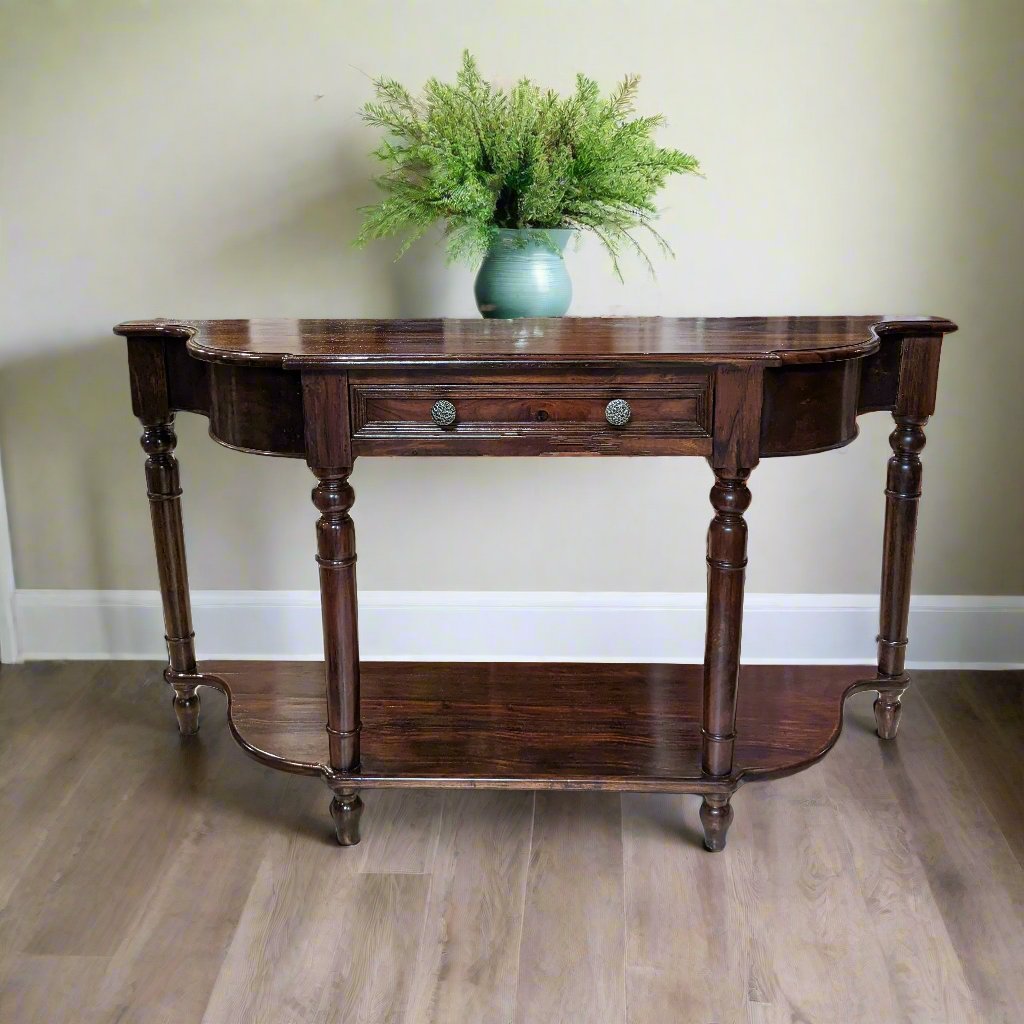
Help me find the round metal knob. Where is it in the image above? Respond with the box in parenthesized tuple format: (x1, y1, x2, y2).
(431, 399, 457, 428)
(604, 399, 631, 427)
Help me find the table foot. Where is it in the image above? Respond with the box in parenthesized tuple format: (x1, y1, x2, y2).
(329, 789, 364, 846)
(170, 682, 200, 737)
(874, 688, 905, 740)
(700, 793, 733, 852)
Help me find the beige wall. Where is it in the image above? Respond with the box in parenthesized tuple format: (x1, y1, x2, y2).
(1, 0, 1021, 595)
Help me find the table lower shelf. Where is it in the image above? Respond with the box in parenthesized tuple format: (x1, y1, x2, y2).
(199, 661, 868, 792)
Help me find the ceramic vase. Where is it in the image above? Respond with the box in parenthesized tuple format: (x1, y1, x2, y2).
(473, 228, 573, 319)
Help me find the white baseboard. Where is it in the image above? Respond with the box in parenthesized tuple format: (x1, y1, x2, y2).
(8, 589, 1023, 668)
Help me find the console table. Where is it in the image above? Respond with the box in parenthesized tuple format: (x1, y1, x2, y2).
(117, 315, 956, 851)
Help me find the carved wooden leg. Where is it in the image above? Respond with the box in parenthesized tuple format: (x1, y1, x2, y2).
(700, 793, 734, 852)
(327, 784, 364, 847)
(141, 421, 200, 736)
(874, 414, 927, 740)
(169, 683, 200, 736)
(312, 467, 362, 845)
(700, 469, 752, 851)
(874, 691, 903, 741)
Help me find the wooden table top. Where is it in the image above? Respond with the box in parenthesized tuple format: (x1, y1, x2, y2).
(115, 315, 956, 368)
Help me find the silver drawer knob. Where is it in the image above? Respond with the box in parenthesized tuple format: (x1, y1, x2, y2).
(431, 399, 457, 428)
(604, 399, 631, 427)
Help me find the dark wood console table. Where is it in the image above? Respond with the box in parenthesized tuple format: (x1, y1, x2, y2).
(117, 315, 956, 851)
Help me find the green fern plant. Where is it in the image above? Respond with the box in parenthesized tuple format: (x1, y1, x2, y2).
(355, 52, 701, 279)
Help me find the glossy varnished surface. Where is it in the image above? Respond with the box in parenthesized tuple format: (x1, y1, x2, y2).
(120, 314, 956, 460)
(116, 315, 956, 367)
(119, 312, 958, 852)
(203, 660, 858, 789)
(348, 370, 714, 457)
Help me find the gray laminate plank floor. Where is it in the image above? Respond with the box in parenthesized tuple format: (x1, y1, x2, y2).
(0, 661, 1022, 1024)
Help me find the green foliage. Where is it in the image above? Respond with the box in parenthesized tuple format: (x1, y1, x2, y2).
(355, 52, 701, 279)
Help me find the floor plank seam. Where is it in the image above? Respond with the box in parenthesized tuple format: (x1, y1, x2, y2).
(919, 681, 1024, 873)
(510, 791, 537, 1024)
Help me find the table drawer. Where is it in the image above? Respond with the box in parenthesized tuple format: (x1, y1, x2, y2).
(349, 377, 713, 456)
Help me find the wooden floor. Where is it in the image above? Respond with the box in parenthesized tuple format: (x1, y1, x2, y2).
(0, 663, 1022, 1024)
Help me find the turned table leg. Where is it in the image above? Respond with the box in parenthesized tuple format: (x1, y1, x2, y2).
(874, 414, 928, 739)
(302, 372, 364, 847)
(700, 793, 734, 852)
(328, 786, 364, 846)
(699, 469, 752, 850)
(697, 365, 762, 852)
(141, 420, 200, 736)
(873, 334, 942, 740)
(312, 467, 363, 845)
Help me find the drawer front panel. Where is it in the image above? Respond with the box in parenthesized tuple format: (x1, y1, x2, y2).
(350, 378, 713, 456)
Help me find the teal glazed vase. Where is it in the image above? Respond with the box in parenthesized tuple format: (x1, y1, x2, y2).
(474, 228, 573, 319)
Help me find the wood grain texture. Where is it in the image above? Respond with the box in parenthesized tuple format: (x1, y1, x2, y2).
(516, 792, 626, 1024)
(727, 766, 904, 1022)
(886, 694, 1024, 1024)
(89, 705, 301, 1022)
(125, 334, 170, 424)
(349, 375, 712, 457)
(139, 419, 201, 734)
(823, 687, 1024, 1024)
(872, 328, 942, 739)
(302, 371, 353, 469)
(4, 668, 199, 961)
(710, 363, 763, 473)
(307, 467, 360, 773)
(120, 316, 956, 462)
(201, 819, 428, 1024)
(0, 663, 1021, 1022)
(118, 313, 958, 861)
(922, 671, 1024, 868)
(622, 792, 745, 1022)
(405, 790, 534, 1024)
(352, 789, 445, 875)
(114, 315, 956, 368)
(0, 663, 312, 1022)
(0, 663, 110, 911)
(208, 362, 306, 457)
(761, 358, 862, 456)
(701, 470, 753, 780)
(200, 660, 859, 790)
(822, 692, 980, 1023)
